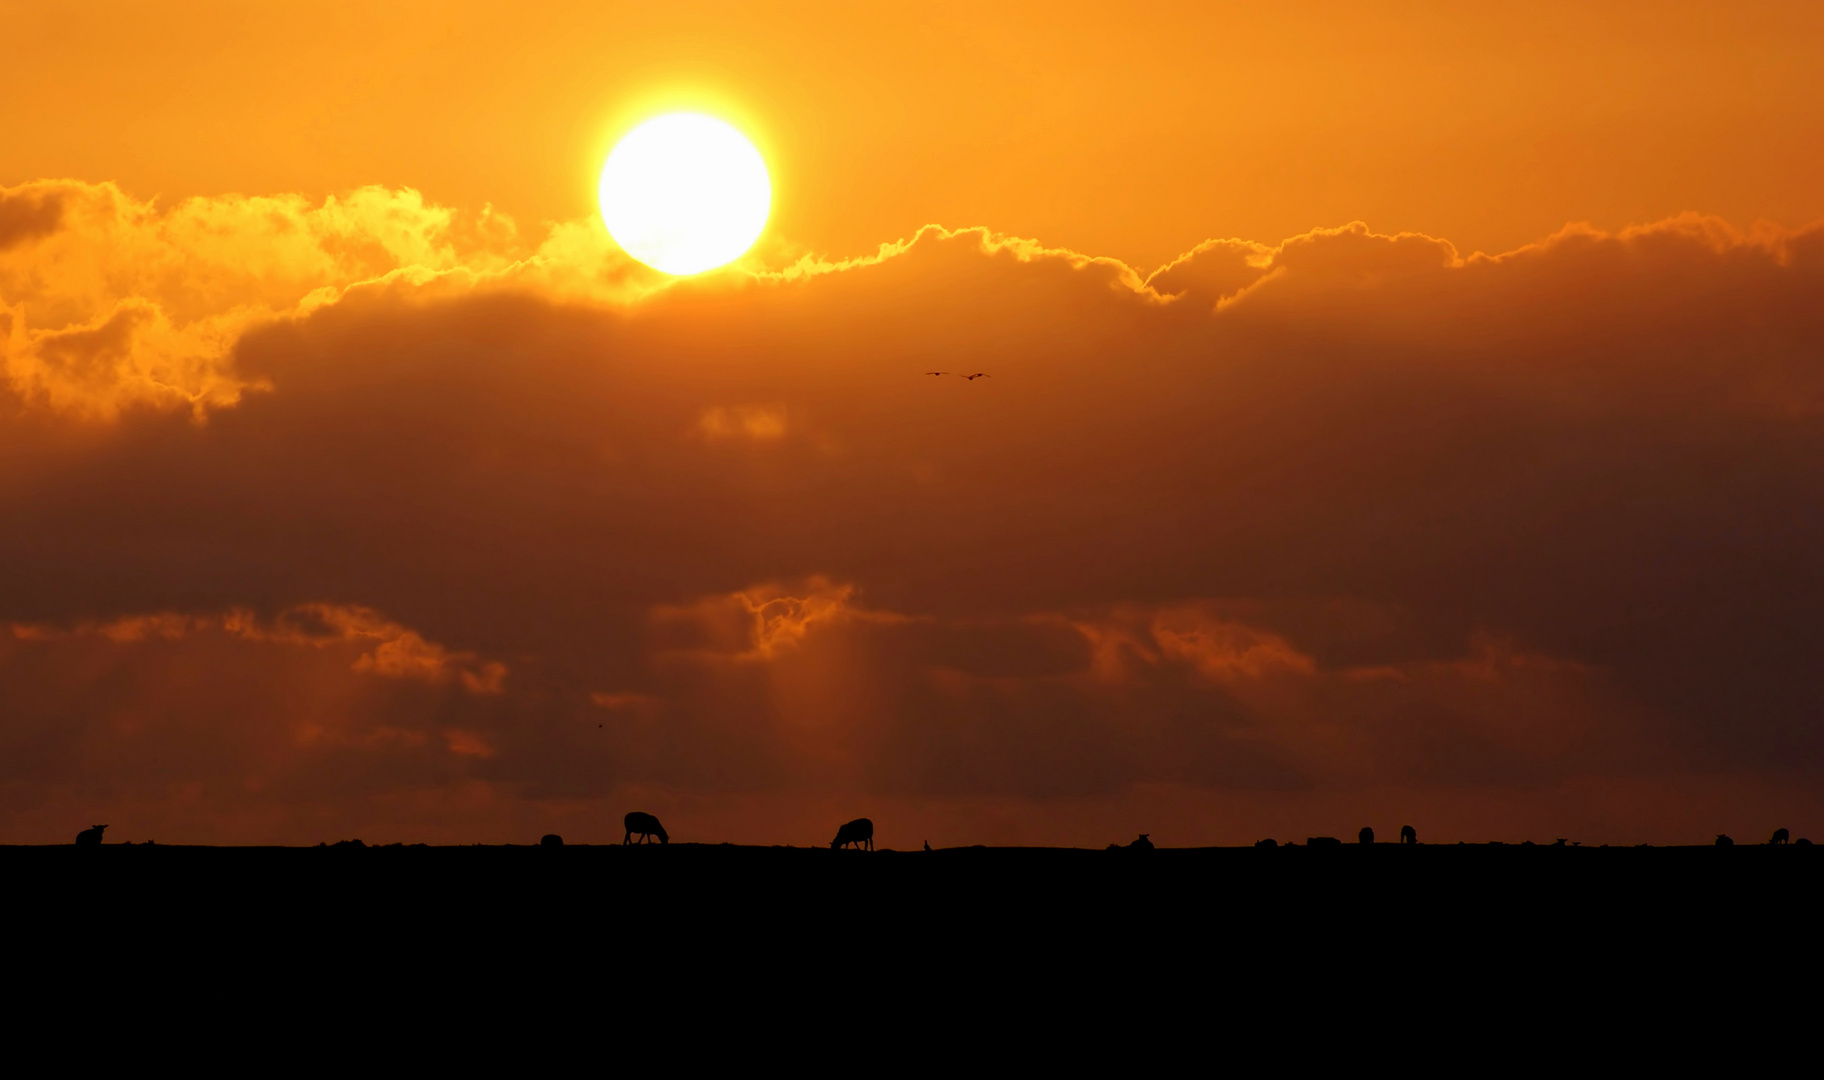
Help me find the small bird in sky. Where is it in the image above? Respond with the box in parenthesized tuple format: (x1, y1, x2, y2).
(961, 372, 991, 380)
(925, 371, 949, 376)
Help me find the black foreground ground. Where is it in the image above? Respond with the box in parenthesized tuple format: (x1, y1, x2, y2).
(6, 842, 1815, 1039)
(11, 840, 1817, 932)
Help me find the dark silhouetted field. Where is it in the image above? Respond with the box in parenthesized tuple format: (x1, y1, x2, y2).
(6, 841, 1813, 1044)
(12, 840, 1816, 939)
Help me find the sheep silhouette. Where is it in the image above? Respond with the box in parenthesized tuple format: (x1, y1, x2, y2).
(1255, 838, 1278, 849)
(1358, 827, 1374, 844)
(831, 818, 874, 850)
(1770, 828, 1790, 845)
(1716, 834, 1734, 846)
(540, 834, 564, 847)
(1307, 836, 1343, 848)
(75, 825, 108, 846)
(1400, 825, 1417, 845)
(623, 812, 668, 845)
(1128, 833, 1154, 850)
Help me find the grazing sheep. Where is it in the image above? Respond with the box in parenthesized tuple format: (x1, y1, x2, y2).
(1400, 825, 1417, 845)
(1715, 834, 1734, 846)
(1127, 834, 1154, 851)
(1358, 827, 1374, 845)
(831, 818, 874, 850)
(540, 834, 564, 847)
(1255, 838, 1278, 849)
(1770, 828, 1790, 845)
(75, 825, 108, 846)
(623, 812, 668, 845)
(1307, 836, 1343, 848)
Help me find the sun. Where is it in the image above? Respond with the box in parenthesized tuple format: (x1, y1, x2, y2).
(599, 113, 771, 276)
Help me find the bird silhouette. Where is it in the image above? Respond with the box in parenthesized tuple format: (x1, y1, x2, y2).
(925, 371, 949, 376)
(961, 373, 991, 380)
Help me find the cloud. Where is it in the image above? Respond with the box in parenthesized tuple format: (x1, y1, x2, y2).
(2, 183, 1824, 843)
(696, 404, 789, 442)
(0, 186, 67, 251)
(0, 180, 666, 417)
(11, 603, 507, 692)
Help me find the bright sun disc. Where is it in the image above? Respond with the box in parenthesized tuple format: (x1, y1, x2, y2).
(599, 114, 771, 276)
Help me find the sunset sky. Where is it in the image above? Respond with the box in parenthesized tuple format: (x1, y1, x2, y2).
(4, 0, 1824, 846)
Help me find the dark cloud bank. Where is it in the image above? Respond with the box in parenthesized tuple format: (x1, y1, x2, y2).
(3, 196, 1822, 844)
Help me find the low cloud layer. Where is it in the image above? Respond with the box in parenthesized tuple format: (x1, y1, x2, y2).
(3, 180, 1821, 845)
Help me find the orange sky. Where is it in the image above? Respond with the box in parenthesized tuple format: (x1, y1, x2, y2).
(8, 1, 1824, 267)
(3, 2, 1824, 846)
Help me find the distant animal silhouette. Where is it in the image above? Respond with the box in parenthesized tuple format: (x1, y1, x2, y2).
(1307, 836, 1342, 848)
(1400, 825, 1417, 845)
(75, 824, 108, 846)
(1553, 838, 1568, 847)
(923, 840, 932, 852)
(1127, 834, 1154, 851)
(623, 812, 668, 845)
(541, 834, 564, 847)
(961, 373, 991, 380)
(1359, 827, 1374, 845)
(1715, 834, 1734, 846)
(1771, 828, 1790, 845)
(831, 818, 874, 850)
(1255, 838, 1278, 849)
(1799, 838, 1814, 846)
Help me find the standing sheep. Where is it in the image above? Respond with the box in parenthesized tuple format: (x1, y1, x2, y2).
(75, 825, 108, 846)
(831, 818, 874, 850)
(623, 812, 668, 845)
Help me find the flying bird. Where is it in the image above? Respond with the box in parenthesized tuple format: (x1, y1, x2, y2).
(961, 372, 992, 380)
(925, 371, 949, 376)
